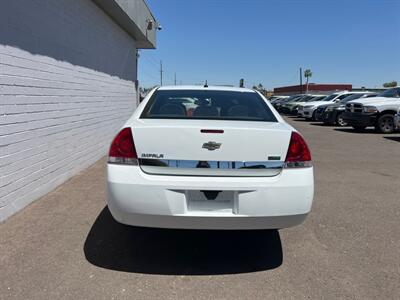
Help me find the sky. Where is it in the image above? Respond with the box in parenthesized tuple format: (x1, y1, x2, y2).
(139, 0, 400, 90)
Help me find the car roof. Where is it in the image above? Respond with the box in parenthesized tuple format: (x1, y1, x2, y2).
(157, 85, 256, 93)
(336, 91, 371, 94)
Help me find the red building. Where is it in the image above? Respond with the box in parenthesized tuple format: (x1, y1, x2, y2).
(274, 83, 352, 95)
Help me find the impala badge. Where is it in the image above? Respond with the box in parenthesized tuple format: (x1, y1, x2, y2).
(202, 141, 221, 151)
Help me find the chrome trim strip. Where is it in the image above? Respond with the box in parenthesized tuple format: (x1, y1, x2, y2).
(140, 166, 284, 177)
(139, 159, 284, 169)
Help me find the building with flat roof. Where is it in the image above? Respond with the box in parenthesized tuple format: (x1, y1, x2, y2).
(0, 0, 157, 221)
(274, 83, 352, 95)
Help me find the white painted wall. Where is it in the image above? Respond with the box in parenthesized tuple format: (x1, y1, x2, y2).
(0, 0, 139, 221)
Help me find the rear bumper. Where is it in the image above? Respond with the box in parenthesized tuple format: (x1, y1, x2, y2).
(107, 164, 314, 230)
(287, 105, 300, 115)
(104, 213, 308, 230)
(341, 112, 377, 127)
(302, 107, 315, 118)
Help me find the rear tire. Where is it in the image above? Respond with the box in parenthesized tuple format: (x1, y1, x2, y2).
(311, 110, 317, 121)
(336, 113, 347, 127)
(375, 114, 395, 133)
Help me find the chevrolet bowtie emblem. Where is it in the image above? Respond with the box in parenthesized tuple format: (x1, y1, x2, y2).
(202, 141, 221, 151)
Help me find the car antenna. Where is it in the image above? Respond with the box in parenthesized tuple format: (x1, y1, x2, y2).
(204, 80, 208, 88)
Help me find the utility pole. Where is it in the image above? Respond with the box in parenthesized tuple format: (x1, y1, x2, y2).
(174, 73, 176, 85)
(299, 67, 303, 94)
(160, 60, 163, 86)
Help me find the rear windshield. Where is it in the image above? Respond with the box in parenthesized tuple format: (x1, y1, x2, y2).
(302, 96, 316, 102)
(379, 87, 400, 98)
(311, 96, 326, 101)
(141, 89, 278, 122)
(340, 93, 364, 103)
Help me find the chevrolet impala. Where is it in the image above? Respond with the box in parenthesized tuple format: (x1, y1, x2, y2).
(107, 86, 314, 229)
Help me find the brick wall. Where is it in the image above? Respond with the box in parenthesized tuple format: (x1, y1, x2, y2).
(0, 0, 139, 221)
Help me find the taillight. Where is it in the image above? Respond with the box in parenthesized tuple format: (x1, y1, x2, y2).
(284, 132, 312, 168)
(108, 128, 138, 165)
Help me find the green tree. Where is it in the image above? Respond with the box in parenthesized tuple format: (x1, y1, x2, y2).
(252, 83, 264, 90)
(252, 83, 266, 95)
(383, 81, 397, 88)
(304, 69, 312, 93)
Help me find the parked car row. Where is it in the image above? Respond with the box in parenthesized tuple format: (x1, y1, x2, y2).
(270, 87, 400, 133)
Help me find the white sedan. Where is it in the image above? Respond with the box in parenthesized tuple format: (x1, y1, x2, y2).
(107, 86, 314, 229)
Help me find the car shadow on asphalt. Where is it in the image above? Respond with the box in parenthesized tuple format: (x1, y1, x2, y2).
(84, 207, 283, 275)
(291, 118, 309, 122)
(310, 123, 331, 127)
(384, 136, 400, 143)
(334, 128, 380, 134)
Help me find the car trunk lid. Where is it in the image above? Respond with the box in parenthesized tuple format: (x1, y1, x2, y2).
(131, 119, 292, 177)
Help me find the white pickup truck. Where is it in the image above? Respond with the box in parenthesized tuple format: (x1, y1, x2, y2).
(341, 87, 400, 133)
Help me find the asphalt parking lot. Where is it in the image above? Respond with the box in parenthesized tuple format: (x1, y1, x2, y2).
(1, 117, 399, 300)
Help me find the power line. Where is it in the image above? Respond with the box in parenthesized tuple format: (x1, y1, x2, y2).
(139, 68, 159, 81)
(145, 53, 160, 66)
(141, 55, 159, 69)
(139, 52, 177, 85)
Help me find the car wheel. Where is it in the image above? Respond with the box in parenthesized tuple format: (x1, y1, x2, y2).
(352, 126, 366, 132)
(336, 113, 347, 127)
(311, 110, 317, 121)
(375, 114, 395, 133)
